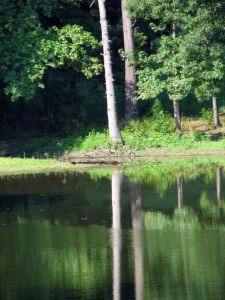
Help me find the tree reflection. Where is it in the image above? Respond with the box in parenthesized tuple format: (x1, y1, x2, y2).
(176, 169, 192, 299)
(199, 166, 225, 225)
(111, 169, 123, 300)
(129, 182, 144, 300)
(216, 166, 223, 204)
(177, 169, 183, 210)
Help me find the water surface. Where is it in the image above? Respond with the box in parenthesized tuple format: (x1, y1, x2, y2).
(0, 165, 225, 300)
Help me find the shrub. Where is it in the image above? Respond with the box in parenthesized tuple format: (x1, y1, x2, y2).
(81, 130, 111, 151)
(201, 108, 213, 126)
(192, 130, 212, 141)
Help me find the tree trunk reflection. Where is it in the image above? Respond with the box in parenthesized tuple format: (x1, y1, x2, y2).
(177, 169, 183, 210)
(216, 166, 222, 204)
(111, 169, 123, 300)
(177, 169, 192, 299)
(129, 182, 144, 300)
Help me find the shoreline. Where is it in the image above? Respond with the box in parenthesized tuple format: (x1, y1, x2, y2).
(1, 150, 225, 176)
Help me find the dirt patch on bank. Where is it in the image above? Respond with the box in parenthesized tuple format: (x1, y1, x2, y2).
(59, 149, 225, 163)
(185, 115, 225, 140)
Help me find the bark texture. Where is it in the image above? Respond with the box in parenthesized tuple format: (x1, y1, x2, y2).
(173, 99, 182, 137)
(121, 0, 139, 120)
(172, 24, 182, 137)
(212, 96, 221, 127)
(98, 0, 123, 145)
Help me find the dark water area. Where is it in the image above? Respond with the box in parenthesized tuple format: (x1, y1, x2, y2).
(0, 166, 225, 300)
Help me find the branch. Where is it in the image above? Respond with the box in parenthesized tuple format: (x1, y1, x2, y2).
(89, 0, 96, 8)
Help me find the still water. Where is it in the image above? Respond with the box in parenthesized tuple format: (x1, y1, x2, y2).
(0, 165, 225, 300)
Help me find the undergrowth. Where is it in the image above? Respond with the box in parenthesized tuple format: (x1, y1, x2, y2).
(15, 115, 225, 158)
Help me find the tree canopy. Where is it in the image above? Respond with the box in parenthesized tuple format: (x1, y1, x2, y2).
(0, 0, 102, 101)
(0, 0, 225, 138)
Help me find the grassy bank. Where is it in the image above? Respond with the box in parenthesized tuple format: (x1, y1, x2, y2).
(0, 157, 101, 176)
(1, 155, 225, 177)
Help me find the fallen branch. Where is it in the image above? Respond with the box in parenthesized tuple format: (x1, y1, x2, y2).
(84, 149, 117, 157)
(71, 159, 120, 165)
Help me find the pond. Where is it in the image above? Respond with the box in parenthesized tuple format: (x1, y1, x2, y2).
(0, 161, 225, 300)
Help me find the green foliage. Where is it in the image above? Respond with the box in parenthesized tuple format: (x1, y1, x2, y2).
(192, 130, 212, 142)
(201, 108, 213, 126)
(130, 0, 225, 122)
(80, 130, 111, 151)
(56, 137, 83, 153)
(150, 99, 176, 133)
(122, 108, 176, 136)
(18, 137, 58, 157)
(132, 0, 196, 102)
(0, 1, 102, 101)
(1, 0, 225, 143)
(8, 111, 225, 157)
(152, 111, 176, 133)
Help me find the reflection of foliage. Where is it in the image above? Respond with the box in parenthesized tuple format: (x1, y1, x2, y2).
(0, 220, 112, 300)
(125, 160, 178, 197)
(203, 169, 216, 184)
(143, 208, 200, 230)
(173, 208, 200, 229)
(86, 168, 112, 181)
(200, 192, 225, 225)
(125, 158, 225, 197)
(143, 228, 225, 299)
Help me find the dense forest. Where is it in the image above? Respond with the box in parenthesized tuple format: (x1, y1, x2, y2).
(0, 0, 225, 143)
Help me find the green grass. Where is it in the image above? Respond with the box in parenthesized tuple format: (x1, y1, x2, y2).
(1, 154, 225, 177)
(0, 157, 100, 176)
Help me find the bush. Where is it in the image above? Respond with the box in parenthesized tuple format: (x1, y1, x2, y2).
(152, 110, 176, 133)
(192, 130, 213, 141)
(81, 130, 111, 151)
(201, 108, 213, 126)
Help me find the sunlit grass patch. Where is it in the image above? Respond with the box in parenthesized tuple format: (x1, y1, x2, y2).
(0, 157, 77, 176)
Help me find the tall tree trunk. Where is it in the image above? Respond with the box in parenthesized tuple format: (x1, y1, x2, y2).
(98, 0, 123, 145)
(121, 0, 139, 120)
(173, 99, 182, 137)
(212, 96, 221, 127)
(172, 24, 182, 137)
(111, 169, 123, 300)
